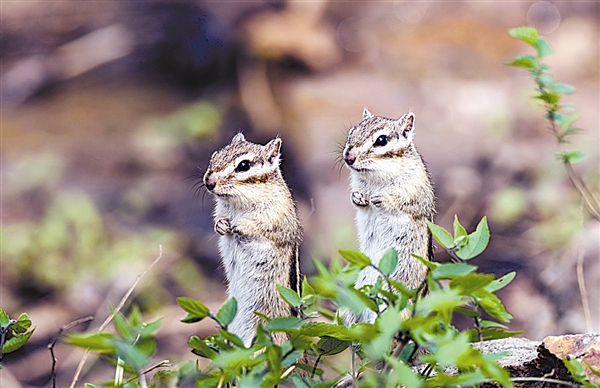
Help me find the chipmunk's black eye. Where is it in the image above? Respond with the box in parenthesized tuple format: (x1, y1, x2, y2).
(235, 160, 251, 172)
(374, 135, 388, 147)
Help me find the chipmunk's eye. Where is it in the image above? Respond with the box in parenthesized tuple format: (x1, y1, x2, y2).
(374, 135, 388, 147)
(235, 160, 251, 172)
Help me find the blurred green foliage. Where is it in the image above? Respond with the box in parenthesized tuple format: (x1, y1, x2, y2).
(0, 310, 35, 367)
(1, 191, 179, 299)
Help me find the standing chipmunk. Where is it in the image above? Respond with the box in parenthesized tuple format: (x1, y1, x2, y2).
(203, 133, 303, 346)
(343, 109, 435, 323)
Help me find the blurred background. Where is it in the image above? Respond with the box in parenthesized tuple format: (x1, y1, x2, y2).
(1, 0, 599, 386)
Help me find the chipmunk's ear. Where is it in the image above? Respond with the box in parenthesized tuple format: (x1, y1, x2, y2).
(362, 107, 373, 120)
(397, 112, 415, 141)
(231, 132, 245, 143)
(265, 137, 282, 164)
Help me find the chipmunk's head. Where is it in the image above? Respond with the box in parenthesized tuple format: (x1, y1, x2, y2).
(204, 133, 283, 199)
(343, 109, 417, 176)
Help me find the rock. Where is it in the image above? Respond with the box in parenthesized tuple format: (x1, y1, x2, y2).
(543, 333, 600, 385)
(474, 333, 600, 386)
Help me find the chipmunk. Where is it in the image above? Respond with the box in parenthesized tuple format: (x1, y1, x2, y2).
(203, 133, 303, 346)
(342, 109, 435, 324)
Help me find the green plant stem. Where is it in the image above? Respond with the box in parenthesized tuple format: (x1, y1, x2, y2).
(0, 319, 17, 361)
(535, 77, 600, 221)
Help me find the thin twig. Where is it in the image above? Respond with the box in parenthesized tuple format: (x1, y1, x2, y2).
(69, 245, 163, 388)
(126, 360, 172, 384)
(482, 376, 582, 387)
(575, 206, 593, 332)
(48, 316, 94, 388)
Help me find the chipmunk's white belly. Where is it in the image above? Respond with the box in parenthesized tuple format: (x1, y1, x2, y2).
(218, 234, 276, 346)
(355, 208, 413, 288)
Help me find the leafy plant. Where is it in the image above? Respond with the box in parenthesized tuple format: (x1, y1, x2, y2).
(506, 26, 600, 221)
(66, 306, 163, 388)
(177, 217, 520, 387)
(0, 309, 35, 367)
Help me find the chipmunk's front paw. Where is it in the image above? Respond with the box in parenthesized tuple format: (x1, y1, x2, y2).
(370, 193, 384, 208)
(215, 218, 232, 235)
(351, 191, 369, 207)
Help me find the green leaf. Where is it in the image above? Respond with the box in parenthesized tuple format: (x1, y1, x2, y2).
(486, 272, 516, 293)
(560, 127, 584, 139)
(416, 288, 464, 317)
(385, 357, 422, 388)
(453, 215, 468, 240)
(509, 26, 538, 46)
(427, 221, 453, 248)
(454, 306, 480, 318)
(557, 150, 585, 164)
(218, 329, 245, 348)
(583, 360, 600, 379)
(302, 277, 315, 296)
(2, 328, 35, 354)
(177, 297, 210, 323)
(84, 384, 99, 388)
(282, 349, 303, 367)
(212, 347, 259, 370)
(338, 250, 371, 268)
(113, 312, 135, 341)
(505, 55, 538, 70)
(128, 305, 143, 327)
(560, 103, 578, 111)
(189, 335, 218, 359)
(266, 316, 304, 332)
(535, 92, 560, 105)
(388, 279, 417, 297)
(348, 322, 379, 343)
(398, 341, 416, 363)
(317, 337, 351, 356)
(291, 374, 311, 388)
(553, 113, 579, 129)
(216, 298, 238, 327)
(432, 263, 477, 279)
(482, 328, 524, 340)
(65, 332, 115, 353)
(538, 74, 554, 86)
(474, 290, 513, 322)
(456, 216, 490, 260)
(12, 313, 32, 334)
(116, 338, 155, 370)
(277, 284, 302, 308)
(0, 310, 9, 328)
(450, 273, 495, 295)
(300, 322, 353, 341)
(480, 320, 508, 329)
(552, 82, 576, 94)
(139, 317, 162, 338)
(378, 247, 398, 276)
(411, 254, 439, 271)
(535, 37, 553, 57)
(347, 287, 379, 313)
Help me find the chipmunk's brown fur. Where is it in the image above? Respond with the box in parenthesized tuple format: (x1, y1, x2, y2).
(204, 133, 302, 346)
(343, 109, 435, 323)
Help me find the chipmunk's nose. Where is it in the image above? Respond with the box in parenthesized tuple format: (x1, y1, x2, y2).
(344, 149, 356, 166)
(204, 174, 217, 191)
